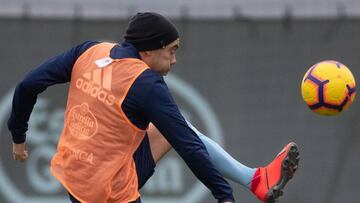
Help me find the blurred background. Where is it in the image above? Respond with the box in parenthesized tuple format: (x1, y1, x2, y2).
(0, 0, 359, 202)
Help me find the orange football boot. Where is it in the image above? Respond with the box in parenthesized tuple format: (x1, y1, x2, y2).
(250, 142, 300, 203)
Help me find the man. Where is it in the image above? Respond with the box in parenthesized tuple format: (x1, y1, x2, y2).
(9, 12, 234, 203)
(8, 12, 299, 203)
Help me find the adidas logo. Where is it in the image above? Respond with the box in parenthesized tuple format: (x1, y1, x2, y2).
(75, 65, 116, 106)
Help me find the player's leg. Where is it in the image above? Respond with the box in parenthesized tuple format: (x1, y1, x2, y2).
(186, 121, 256, 188)
(146, 122, 256, 187)
(147, 123, 172, 163)
(146, 122, 300, 203)
(184, 121, 300, 203)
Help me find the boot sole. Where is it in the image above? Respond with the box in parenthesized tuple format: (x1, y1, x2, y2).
(266, 142, 300, 203)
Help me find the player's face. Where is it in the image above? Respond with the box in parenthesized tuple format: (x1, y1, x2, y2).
(147, 38, 179, 76)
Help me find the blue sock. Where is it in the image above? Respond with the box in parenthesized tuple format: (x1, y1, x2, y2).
(187, 121, 257, 189)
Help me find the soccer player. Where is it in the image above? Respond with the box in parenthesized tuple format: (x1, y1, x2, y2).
(9, 12, 234, 203)
(8, 12, 299, 203)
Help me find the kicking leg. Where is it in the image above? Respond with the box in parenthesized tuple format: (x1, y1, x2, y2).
(183, 122, 300, 203)
(147, 123, 172, 163)
(184, 121, 300, 202)
(147, 122, 256, 188)
(147, 122, 300, 203)
(185, 121, 257, 189)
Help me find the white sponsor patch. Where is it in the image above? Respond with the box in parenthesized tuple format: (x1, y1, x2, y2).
(95, 57, 113, 68)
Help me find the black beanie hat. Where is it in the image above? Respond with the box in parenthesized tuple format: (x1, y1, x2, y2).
(124, 12, 179, 51)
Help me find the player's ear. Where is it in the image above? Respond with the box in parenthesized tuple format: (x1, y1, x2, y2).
(139, 50, 153, 59)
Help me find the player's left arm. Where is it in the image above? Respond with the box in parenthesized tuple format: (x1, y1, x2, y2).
(142, 77, 235, 203)
(9, 40, 98, 162)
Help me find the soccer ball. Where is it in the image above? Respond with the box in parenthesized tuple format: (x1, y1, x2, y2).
(301, 60, 356, 116)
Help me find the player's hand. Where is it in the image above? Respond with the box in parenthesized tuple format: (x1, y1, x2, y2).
(12, 143, 29, 162)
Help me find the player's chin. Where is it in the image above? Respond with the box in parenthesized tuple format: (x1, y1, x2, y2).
(161, 69, 171, 76)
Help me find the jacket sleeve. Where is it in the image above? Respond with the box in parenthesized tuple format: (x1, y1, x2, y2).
(8, 40, 99, 143)
(142, 77, 235, 203)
